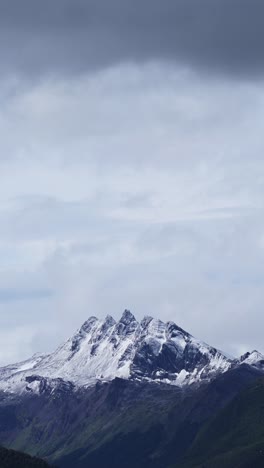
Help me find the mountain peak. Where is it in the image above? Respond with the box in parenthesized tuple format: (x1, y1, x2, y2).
(140, 316, 154, 329)
(103, 315, 116, 326)
(239, 350, 264, 366)
(100, 315, 116, 334)
(0, 310, 252, 394)
(119, 309, 137, 325)
(80, 316, 98, 333)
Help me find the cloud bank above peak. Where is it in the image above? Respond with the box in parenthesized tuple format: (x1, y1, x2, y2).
(1, 0, 264, 79)
(0, 2, 263, 365)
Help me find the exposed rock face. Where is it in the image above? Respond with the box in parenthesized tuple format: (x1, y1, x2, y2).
(0, 310, 262, 395)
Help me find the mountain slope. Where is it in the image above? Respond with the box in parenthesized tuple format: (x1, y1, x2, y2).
(0, 365, 262, 468)
(175, 376, 264, 468)
(57, 366, 264, 468)
(0, 310, 232, 393)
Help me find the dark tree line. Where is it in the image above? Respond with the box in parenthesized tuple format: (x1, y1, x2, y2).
(0, 446, 53, 468)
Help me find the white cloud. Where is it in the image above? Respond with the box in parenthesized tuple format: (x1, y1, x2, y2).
(0, 64, 263, 362)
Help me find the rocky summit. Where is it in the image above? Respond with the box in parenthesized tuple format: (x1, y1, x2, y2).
(0, 310, 263, 395)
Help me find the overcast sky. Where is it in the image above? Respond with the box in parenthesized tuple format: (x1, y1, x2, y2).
(0, 0, 264, 364)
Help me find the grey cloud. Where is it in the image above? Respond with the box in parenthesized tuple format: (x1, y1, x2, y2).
(0, 12, 263, 364)
(0, 0, 264, 78)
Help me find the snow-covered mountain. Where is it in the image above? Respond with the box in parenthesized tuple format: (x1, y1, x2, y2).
(0, 310, 262, 395)
(236, 350, 264, 369)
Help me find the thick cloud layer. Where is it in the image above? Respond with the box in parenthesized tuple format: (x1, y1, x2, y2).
(0, 64, 263, 364)
(0, 2, 263, 364)
(1, 0, 264, 77)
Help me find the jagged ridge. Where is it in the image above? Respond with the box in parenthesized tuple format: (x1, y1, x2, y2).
(0, 310, 263, 394)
